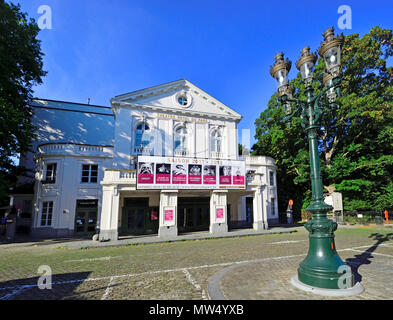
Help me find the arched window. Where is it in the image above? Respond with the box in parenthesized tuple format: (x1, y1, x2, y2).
(210, 130, 222, 153)
(135, 122, 151, 148)
(174, 127, 188, 154)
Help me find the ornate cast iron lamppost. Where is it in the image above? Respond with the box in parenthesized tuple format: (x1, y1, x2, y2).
(270, 28, 363, 294)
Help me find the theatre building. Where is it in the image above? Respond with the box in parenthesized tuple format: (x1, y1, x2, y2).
(14, 79, 278, 241)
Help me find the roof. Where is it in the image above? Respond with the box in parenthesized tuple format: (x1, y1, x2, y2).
(31, 99, 115, 150)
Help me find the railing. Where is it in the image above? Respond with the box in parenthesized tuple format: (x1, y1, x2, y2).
(102, 169, 137, 185)
(174, 149, 189, 157)
(119, 170, 136, 179)
(39, 144, 66, 152)
(210, 152, 223, 159)
(78, 146, 104, 152)
(241, 155, 276, 166)
(134, 147, 153, 155)
(38, 143, 113, 157)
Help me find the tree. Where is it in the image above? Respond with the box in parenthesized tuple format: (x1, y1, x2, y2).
(0, 1, 46, 204)
(253, 26, 393, 217)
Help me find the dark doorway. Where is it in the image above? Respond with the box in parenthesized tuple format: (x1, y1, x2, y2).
(74, 200, 98, 235)
(227, 204, 232, 230)
(245, 197, 254, 228)
(178, 197, 210, 233)
(121, 198, 158, 235)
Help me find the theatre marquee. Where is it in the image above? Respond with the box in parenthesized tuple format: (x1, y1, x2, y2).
(137, 156, 245, 190)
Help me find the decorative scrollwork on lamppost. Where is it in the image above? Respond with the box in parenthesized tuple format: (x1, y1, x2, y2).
(269, 27, 362, 292)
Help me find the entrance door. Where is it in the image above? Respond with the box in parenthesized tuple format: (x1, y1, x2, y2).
(123, 207, 146, 235)
(121, 198, 158, 235)
(178, 197, 210, 233)
(74, 200, 98, 235)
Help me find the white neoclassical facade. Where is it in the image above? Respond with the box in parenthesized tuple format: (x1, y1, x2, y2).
(14, 79, 278, 240)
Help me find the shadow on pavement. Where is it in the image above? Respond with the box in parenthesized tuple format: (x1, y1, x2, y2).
(345, 232, 393, 283)
(0, 271, 105, 300)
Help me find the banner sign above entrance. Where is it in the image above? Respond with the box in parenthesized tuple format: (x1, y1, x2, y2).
(137, 156, 246, 190)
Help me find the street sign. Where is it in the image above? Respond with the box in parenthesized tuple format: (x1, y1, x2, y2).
(332, 192, 343, 211)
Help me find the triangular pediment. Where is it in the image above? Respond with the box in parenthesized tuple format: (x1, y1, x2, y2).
(110, 79, 242, 121)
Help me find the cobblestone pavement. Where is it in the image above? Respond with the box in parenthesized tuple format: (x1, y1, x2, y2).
(0, 226, 392, 300)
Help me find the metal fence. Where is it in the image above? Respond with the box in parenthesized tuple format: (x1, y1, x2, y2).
(341, 211, 390, 224)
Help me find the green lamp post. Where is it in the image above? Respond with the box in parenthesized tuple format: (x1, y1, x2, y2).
(270, 27, 358, 291)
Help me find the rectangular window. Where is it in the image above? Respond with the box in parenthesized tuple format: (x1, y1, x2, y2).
(41, 201, 53, 226)
(271, 198, 276, 216)
(269, 171, 274, 186)
(45, 163, 57, 183)
(81, 164, 98, 183)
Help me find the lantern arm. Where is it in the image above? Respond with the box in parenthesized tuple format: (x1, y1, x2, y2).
(312, 76, 341, 101)
(280, 97, 306, 124)
(312, 76, 342, 120)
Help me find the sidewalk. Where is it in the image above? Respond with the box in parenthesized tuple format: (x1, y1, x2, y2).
(61, 226, 301, 249)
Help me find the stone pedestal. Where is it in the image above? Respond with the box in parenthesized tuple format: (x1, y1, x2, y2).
(253, 187, 267, 230)
(99, 186, 120, 241)
(210, 190, 228, 234)
(158, 190, 178, 238)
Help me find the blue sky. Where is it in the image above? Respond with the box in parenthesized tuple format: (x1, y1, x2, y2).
(17, 0, 393, 147)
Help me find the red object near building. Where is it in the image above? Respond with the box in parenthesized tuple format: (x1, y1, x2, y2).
(384, 210, 389, 224)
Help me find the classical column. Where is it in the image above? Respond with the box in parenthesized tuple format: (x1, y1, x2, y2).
(210, 190, 228, 234)
(99, 185, 120, 241)
(253, 186, 266, 230)
(158, 190, 178, 238)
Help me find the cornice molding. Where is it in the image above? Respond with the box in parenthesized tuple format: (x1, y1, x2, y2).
(116, 102, 240, 122)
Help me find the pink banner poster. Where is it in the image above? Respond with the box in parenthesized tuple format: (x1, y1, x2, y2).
(216, 208, 224, 219)
(172, 164, 187, 184)
(219, 165, 232, 184)
(156, 163, 171, 184)
(233, 166, 245, 185)
(203, 165, 216, 185)
(138, 162, 154, 184)
(164, 209, 173, 222)
(151, 210, 158, 220)
(188, 164, 202, 184)
(233, 176, 245, 185)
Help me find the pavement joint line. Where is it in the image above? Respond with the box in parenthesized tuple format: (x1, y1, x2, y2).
(101, 276, 115, 300)
(380, 244, 393, 248)
(0, 242, 391, 298)
(182, 269, 201, 291)
(343, 249, 393, 258)
(271, 240, 307, 244)
(65, 256, 121, 263)
(182, 269, 209, 300)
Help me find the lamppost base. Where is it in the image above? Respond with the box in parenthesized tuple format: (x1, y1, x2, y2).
(291, 275, 364, 297)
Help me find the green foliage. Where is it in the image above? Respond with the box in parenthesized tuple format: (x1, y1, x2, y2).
(0, 1, 46, 204)
(253, 26, 393, 215)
